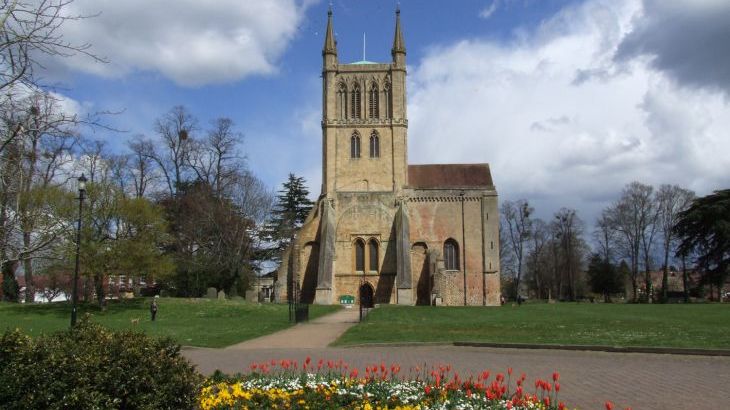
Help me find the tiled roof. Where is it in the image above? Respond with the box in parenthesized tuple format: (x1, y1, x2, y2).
(407, 164, 494, 189)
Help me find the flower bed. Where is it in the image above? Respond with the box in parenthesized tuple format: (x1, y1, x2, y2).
(199, 358, 612, 410)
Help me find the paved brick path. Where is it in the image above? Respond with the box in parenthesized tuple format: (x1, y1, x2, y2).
(183, 309, 730, 409)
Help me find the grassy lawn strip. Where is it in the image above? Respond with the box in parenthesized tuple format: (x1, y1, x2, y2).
(334, 303, 730, 349)
(0, 298, 340, 348)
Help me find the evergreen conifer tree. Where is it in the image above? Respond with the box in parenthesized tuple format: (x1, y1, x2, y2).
(264, 174, 314, 261)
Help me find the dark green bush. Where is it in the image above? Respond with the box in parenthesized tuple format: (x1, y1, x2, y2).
(0, 316, 202, 409)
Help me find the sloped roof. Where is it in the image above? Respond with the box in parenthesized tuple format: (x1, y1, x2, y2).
(407, 164, 494, 189)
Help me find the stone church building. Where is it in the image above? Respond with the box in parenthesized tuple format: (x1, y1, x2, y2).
(276, 8, 500, 306)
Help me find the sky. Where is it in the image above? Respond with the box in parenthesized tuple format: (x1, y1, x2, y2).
(43, 0, 730, 228)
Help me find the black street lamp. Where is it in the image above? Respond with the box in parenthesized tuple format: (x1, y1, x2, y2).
(71, 174, 87, 327)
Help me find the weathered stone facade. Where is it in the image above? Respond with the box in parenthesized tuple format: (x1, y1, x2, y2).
(276, 8, 500, 306)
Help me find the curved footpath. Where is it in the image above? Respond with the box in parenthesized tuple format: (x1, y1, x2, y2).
(183, 308, 730, 410)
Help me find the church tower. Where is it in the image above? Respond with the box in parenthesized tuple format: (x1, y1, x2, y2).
(321, 8, 408, 195)
(276, 7, 499, 309)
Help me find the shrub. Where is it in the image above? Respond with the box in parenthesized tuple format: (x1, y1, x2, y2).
(0, 316, 202, 409)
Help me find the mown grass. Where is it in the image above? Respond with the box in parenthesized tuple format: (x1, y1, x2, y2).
(0, 298, 340, 348)
(334, 302, 730, 349)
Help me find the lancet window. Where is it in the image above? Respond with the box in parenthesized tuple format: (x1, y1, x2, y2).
(368, 83, 379, 119)
(337, 82, 347, 119)
(444, 239, 460, 271)
(351, 83, 361, 119)
(350, 131, 361, 158)
(369, 130, 380, 158)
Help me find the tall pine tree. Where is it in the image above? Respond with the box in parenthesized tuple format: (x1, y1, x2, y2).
(264, 174, 314, 262)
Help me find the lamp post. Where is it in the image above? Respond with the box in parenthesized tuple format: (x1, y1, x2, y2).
(70, 174, 87, 327)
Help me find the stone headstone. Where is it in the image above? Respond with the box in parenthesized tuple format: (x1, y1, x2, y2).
(245, 290, 257, 301)
(206, 287, 217, 299)
(217, 290, 226, 300)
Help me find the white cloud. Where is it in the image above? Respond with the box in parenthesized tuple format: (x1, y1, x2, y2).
(408, 0, 730, 224)
(57, 0, 311, 86)
(479, 1, 499, 19)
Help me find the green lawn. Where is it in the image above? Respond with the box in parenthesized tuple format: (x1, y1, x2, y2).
(0, 298, 340, 348)
(334, 303, 730, 349)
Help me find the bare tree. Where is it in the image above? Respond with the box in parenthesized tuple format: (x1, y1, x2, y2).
(501, 199, 533, 302)
(127, 135, 157, 198)
(655, 184, 695, 302)
(552, 208, 584, 301)
(525, 218, 549, 299)
(0, 0, 103, 92)
(188, 118, 244, 197)
(594, 210, 616, 263)
(5, 93, 78, 302)
(150, 106, 197, 197)
(1, 0, 107, 156)
(606, 182, 656, 302)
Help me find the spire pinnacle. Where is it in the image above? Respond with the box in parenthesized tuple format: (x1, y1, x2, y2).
(323, 6, 337, 55)
(392, 6, 405, 55)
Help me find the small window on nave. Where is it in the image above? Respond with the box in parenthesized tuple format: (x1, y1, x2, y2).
(368, 239, 379, 272)
(354, 239, 365, 271)
(444, 239, 460, 271)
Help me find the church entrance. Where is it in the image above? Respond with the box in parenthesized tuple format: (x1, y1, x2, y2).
(359, 282, 374, 308)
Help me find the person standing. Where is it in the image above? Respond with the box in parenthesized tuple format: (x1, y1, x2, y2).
(150, 299, 158, 321)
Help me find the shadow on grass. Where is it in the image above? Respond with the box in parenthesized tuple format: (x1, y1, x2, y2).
(2, 298, 148, 318)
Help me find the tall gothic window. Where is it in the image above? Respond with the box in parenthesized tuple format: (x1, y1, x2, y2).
(368, 239, 379, 271)
(383, 82, 391, 119)
(350, 131, 361, 158)
(444, 239, 460, 271)
(351, 83, 361, 119)
(337, 82, 347, 119)
(354, 239, 365, 271)
(369, 130, 380, 158)
(368, 83, 379, 119)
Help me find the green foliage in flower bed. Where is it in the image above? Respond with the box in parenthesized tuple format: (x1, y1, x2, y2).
(0, 298, 340, 347)
(0, 318, 202, 409)
(199, 358, 572, 410)
(336, 303, 730, 349)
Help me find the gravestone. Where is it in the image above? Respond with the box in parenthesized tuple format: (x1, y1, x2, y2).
(206, 287, 217, 299)
(217, 290, 226, 300)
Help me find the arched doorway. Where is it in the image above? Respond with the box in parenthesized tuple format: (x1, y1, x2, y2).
(359, 282, 374, 308)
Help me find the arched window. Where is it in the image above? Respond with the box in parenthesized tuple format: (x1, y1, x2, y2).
(368, 83, 379, 119)
(368, 239, 379, 271)
(351, 131, 361, 158)
(337, 82, 347, 119)
(383, 82, 391, 119)
(444, 239, 460, 271)
(351, 83, 361, 119)
(369, 130, 379, 158)
(354, 239, 365, 271)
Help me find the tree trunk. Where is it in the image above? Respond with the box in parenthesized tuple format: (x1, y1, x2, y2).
(682, 256, 689, 303)
(94, 273, 106, 309)
(661, 245, 670, 303)
(22, 233, 34, 303)
(644, 254, 652, 303)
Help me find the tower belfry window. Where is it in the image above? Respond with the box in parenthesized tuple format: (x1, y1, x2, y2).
(337, 83, 347, 119)
(351, 131, 361, 158)
(369, 83, 379, 119)
(369, 130, 380, 158)
(351, 84, 361, 119)
(383, 82, 391, 119)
